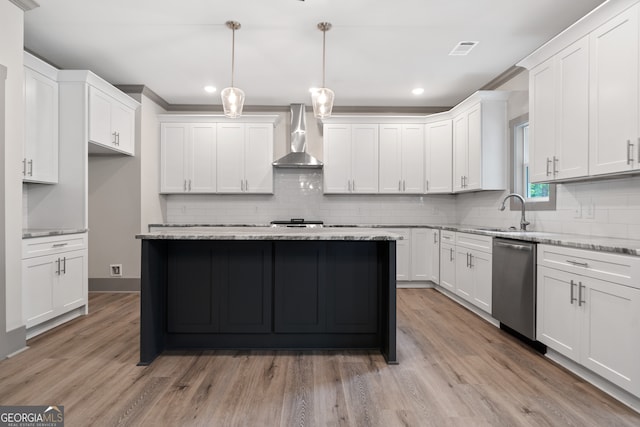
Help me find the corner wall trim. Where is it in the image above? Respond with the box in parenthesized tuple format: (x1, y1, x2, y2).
(9, 0, 40, 11)
(89, 278, 141, 292)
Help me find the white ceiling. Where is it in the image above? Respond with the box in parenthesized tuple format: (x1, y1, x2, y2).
(23, 0, 606, 108)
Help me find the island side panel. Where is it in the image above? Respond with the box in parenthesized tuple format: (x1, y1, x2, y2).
(381, 240, 398, 364)
(139, 239, 168, 365)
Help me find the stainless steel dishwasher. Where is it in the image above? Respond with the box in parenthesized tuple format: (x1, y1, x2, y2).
(492, 238, 539, 343)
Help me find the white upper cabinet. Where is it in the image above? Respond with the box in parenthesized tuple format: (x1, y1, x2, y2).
(529, 36, 589, 183)
(217, 123, 273, 193)
(425, 119, 452, 193)
(589, 4, 640, 175)
(23, 53, 58, 184)
(323, 123, 379, 194)
(379, 124, 424, 194)
(452, 93, 507, 193)
(160, 123, 217, 193)
(88, 86, 136, 156)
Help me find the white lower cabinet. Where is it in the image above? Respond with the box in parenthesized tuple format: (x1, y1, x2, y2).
(22, 234, 88, 335)
(388, 228, 440, 285)
(439, 231, 493, 313)
(389, 229, 411, 281)
(427, 228, 440, 284)
(537, 244, 640, 397)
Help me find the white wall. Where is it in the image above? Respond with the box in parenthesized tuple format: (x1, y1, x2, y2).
(0, 0, 25, 346)
(456, 69, 640, 240)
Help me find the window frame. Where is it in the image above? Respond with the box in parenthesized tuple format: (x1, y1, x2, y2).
(508, 113, 556, 211)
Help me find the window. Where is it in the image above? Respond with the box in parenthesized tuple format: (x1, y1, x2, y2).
(510, 114, 556, 211)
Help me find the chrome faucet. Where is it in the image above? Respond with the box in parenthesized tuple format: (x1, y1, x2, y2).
(499, 193, 530, 231)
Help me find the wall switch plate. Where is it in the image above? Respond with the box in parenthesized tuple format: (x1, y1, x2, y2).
(110, 264, 122, 277)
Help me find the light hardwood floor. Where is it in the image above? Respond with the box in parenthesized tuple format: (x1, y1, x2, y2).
(1, 289, 639, 426)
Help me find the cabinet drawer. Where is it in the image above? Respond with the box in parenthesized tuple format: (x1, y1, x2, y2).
(22, 233, 87, 259)
(455, 232, 493, 253)
(441, 230, 456, 244)
(538, 244, 640, 289)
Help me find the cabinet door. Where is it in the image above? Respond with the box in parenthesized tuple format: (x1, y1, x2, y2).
(326, 242, 378, 333)
(410, 228, 429, 280)
(22, 256, 56, 328)
(160, 123, 188, 193)
(167, 241, 218, 333)
(452, 113, 468, 192)
(555, 36, 589, 180)
(425, 120, 452, 193)
(429, 229, 440, 284)
(274, 242, 326, 333)
(589, 5, 640, 175)
(536, 266, 580, 361)
(190, 124, 217, 193)
(323, 124, 352, 193)
(529, 57, 556, 183)
(455, 248, 474, 303)
(401, 124, 425, 193)
(390, 229, 410, 282)
(110, 101, 135, 155)
(351, 124, 379, 193)
(217, 123, 245, 193)
(244, 124, 273, 193)
(470, 249, 492, 313)
(580, 278, 640, 396)
(378, 124, 403, 193)
(24, 67, 58, 184)
(55, 250, 86, 311)
(217, 242, 272, 333)
(465, 104, 482, 190)
(88, 87, 114, 147)
(439, 244, 456, 292)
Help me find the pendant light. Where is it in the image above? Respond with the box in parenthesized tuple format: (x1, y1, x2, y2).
(311, 22, 334, 119)
(221, 21, 245, 118)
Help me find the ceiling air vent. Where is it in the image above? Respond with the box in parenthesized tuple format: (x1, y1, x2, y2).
(449, 41, 479, 56)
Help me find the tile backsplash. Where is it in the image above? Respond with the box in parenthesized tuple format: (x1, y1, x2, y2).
(166, 169, 456, 226)
(166, 170, 640, 239)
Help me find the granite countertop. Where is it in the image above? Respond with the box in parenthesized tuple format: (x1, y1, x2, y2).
(137, 226, 401, 241)
(145, 224, 640, 256)
(22, 228, 88, 239)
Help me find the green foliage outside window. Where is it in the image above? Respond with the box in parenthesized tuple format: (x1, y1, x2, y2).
(528, 183, 549, 199)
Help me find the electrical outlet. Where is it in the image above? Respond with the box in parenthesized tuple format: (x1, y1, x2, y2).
(573, 203, 582, 219)
(110, 264, 122, 277)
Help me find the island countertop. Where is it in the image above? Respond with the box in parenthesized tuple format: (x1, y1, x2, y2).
(136, 226, 401, 241)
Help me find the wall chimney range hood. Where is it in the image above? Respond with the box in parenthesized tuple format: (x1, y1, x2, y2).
(272, 104, 323, 168)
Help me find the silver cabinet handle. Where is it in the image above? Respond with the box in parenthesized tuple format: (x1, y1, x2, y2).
(28, 159, 33, 176)
(403, 180, 406, 192)
(425, 180, 429, 192)
(546, 157, 552, 176)
(398, 180, 402, 191)
(116, 132, 120, 146)
(112, 131, 118, 145)
(466, 252, 470, 268)
(468, 253, 473, 268)
(352, 180, 356, 192)
(245, 179, 248, 192)
(55, 258, 60, 275)
(566, 260, 589, 268)
(578, 282, 585, 307)
(52, 243, 68, 248)
(433, 232, 437, 244)
(449, 247, 453, 262)
(22, 158, 26, 176)
(553, 156, 558, 176)
(628, 140, 634, 165)
(240, 179, 244, 192)
(183, 179, 187, 191)
(570, 279, 577, 304)
(61, 257, 66, 274)
(188, 179, 192, 192)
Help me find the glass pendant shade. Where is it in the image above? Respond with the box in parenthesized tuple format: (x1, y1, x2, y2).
(311, 88, 334, 119)
(221, 86, 245, 118)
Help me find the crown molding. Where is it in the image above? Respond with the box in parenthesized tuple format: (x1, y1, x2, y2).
(480, 65, 525, 90)
(9, 0, 39, 12)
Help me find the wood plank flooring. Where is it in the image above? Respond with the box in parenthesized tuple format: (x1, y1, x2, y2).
(1, 289, 639, 426)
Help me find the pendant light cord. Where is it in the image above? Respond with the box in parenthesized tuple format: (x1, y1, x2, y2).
(231, 26, 235, 88)
(322, 28, 326, 88)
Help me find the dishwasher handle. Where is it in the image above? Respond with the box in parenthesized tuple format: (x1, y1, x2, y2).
(494, 241, 533, 252)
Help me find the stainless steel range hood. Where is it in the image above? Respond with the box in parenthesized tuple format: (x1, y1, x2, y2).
(272, 104, 323, 168)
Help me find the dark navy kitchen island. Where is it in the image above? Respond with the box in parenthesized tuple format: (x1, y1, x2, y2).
(136, 227, 399, 365)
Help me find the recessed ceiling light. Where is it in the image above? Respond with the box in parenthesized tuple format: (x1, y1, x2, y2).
(204, 86, 216, 93)
(412, 88, 424, 95)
